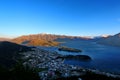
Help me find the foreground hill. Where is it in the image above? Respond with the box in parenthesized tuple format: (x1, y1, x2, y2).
(0, 41, 32, 68)
(11, 33, 90, 46)
(0, 41, 39, 80)
(97, 33, 120, 47)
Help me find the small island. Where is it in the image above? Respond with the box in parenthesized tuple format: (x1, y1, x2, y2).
(64, 55, 92, 61)
(56, 55, 91, 61)
(58, 46, 82, 52)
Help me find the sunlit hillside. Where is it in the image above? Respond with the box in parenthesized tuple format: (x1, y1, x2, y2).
(11, 34, 90, 46)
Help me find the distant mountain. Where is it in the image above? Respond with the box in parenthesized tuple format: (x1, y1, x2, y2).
(90, 35, 111, 41)
(11, 34, 91, 46)
(0, 38, 11, 41)
(0, 41, 32, 68)
(97, 33, 120, 47)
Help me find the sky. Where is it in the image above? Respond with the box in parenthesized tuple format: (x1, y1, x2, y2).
(0, 0, 120, 38)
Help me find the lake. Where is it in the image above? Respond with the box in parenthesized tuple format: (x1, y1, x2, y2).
(38, 39, 120, 74)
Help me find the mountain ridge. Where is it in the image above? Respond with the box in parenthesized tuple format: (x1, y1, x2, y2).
(97, 33, 120, 47)
(11, 33, 91, 46)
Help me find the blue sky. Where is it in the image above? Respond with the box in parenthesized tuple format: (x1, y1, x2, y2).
(0, 0, 120, 38)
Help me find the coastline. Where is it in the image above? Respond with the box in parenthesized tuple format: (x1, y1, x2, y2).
(20, 47, 120, 80)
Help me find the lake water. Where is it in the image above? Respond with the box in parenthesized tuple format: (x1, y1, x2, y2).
(38, 39, 120, 74)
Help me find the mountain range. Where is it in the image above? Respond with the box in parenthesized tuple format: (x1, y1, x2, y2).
(97, 33, 120, 47)
(11, 34, 90, 46)
(0, 33, 120, 47)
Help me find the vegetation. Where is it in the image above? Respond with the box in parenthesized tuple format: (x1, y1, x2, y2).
(0, 41, 41, 80)
(35, 68, 48, 72)
(0, 63, 40, 80)
(58, 46, 82, 52)
(64, 55, 91, 61)
(0, 41, 32, 68)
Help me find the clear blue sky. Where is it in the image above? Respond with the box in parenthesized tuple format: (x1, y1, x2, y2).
(0, 0, 120, 38)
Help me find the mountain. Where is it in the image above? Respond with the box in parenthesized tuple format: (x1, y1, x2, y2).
(0, 38, 11, 41)
(97, 33, 120, 47)
(0, 41, 32, 68)
(11, 33, 91, 46)
(90, 35, 111, 42)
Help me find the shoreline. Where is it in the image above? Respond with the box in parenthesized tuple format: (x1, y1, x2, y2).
(37, 45, 120, 74)
(20, 47, 120, 79)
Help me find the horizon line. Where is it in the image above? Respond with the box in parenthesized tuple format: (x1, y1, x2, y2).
(0, 32, 115, 39)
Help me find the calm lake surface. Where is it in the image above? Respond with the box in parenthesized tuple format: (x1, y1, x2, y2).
(38, 39, 120, 74)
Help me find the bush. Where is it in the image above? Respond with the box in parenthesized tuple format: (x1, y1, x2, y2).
(0, 63, 40, 80)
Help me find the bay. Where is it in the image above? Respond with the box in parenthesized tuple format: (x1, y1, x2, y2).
(38, 39, 120, 74)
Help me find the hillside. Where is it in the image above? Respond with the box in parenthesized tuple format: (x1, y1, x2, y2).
(97, 33, 120, 47)
(11, 33, 90, 46)
(0, 41, 32, 68)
